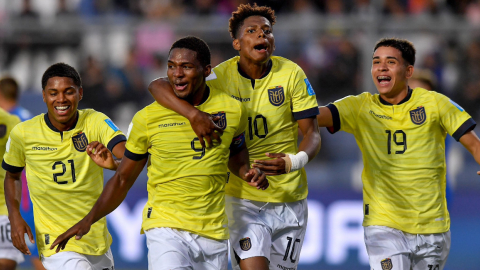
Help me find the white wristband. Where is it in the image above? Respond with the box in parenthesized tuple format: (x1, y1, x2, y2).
(288, 151, 309, 172)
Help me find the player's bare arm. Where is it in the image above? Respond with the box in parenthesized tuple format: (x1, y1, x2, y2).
(459, 130, 480, 175)
(253, 117, 321, 175)
(4, 171, 34, 255)
(317, 106, 334, 127)
(148, 78, 223, 148)
(86, 141, 125, 170)
(50, 155, 147, 253)
(228, 141, 269, 190)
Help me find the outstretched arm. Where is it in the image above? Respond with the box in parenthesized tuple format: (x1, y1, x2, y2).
(459, 130, 480, 175)
(50, 155, 147, 252)
(148, 78, 223, 148)
(253, 117, 321, 175)
(317, 106, 334, 127)
(5, 171, 34, 255)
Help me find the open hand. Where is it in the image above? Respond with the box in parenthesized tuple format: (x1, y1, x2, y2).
(9, 214, 34, 255)
(87, 141, 117, 170)
(50, 219, 92, 253)
(189, 111, 223, 148)
(252, 153, 287, 175)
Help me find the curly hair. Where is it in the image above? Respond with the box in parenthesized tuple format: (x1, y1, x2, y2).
(169, 36, 211, 67)
(42, 63, 82, 90)
(229, 3, 276, 39)
(374, 38, 416, 66)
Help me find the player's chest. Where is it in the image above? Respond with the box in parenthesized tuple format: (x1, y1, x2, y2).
(149, 113, 235, 154)
(25, 128, 99, 161)
(360, 103, 438, 131)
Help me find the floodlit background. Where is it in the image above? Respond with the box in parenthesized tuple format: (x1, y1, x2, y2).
(1, 0, 480, 269)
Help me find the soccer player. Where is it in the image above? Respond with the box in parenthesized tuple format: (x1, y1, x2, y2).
(148, 4, 321, 270)
(0, 108, 21, 270)
(316, 38, 480, 270)
(50, 36, 268, 270)
(0, 76, 45, 270)
(2, 63, 126, 270)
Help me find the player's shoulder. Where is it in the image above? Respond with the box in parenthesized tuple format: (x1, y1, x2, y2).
(337, 92, 373, 103)
(0, 109, 21, 126)
(411, 87, 450, 106)
(208, 56, 239, 81)
(271, 56, 302, 71)
(10, 113, 42, 135)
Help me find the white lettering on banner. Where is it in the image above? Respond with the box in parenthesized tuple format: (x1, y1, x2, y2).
(107, 199, 147, 262)
(299, 200, 324, 263)
(325, 201, 369, 265)
(105, 199, 369, 265)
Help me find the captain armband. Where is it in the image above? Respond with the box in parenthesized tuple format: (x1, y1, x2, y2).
(229, 132, 246, 156)
(282, 151, 309, 173)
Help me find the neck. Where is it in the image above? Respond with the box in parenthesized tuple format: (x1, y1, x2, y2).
(380, 86, 409, 105)
(238, 57, 270, 79)
(188, 83, 208, 106)
(47, 111, 78, 132)
(0, 99, 16, 112)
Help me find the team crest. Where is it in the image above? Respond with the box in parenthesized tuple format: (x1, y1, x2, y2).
(410, 106, 426, 125)
(0, 124, 6, 138)
(239, 237, 252, 251)
(268, 86, 285, 106)
(211, 112, 227, 130)
(381, 258, 393, 270)
(72, 132, 89, 152)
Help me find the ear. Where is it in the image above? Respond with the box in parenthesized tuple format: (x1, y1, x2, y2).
(204, 64, 212, 77)
(405, 65, 414, 79)
(42, 90, 46, 103)
(232, 39, 241, 51)
(79, 87, 83, 101)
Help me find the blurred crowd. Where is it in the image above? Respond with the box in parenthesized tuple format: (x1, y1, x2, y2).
(1, 0, 480, 123)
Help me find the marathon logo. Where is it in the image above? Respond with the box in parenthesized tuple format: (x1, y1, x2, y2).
(231, 95, 250, 102)
(369, 110, 392, 120)
(32, 146, 58, 151)
(158, 122, 186, 128)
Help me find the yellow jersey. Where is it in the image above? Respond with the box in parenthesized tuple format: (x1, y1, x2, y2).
(0, 108, 21, 216)
(327, 88, 476, 234)
(206, 56, 319, 203)
(2, 109, 126, 257)
(125, 86, 247, 240)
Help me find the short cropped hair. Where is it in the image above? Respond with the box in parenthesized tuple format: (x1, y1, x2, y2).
(374, 38, 416, 66)
(169, 36, 211, 67)
(41, 63, 82, 90)
(0, 76, 19, 101)
(229, 3, 276, 39)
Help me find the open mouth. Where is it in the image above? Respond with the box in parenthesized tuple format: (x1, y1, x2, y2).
(377, 76, 391, 86)
(174, 82, 188, 91)
(55, 105, 70, 114)
(254, 44, 268, 52)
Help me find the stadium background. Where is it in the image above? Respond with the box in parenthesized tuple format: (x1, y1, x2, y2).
(1, 0, 480, 269)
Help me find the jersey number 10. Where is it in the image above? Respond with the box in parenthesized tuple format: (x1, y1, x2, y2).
(248, 115, 268, 140)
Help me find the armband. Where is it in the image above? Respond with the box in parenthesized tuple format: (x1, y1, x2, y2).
(281, 151, 309, 173)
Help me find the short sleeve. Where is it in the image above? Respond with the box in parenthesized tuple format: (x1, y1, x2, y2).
(329, 93, 368, 134)
(93, 112, 126, 153)
(291, 66, 319, 120)
(125, 110, 149, 161)
(434, 93, 476, 141)
(2, 125, 26, 172)
(206, 69, 224, 92)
